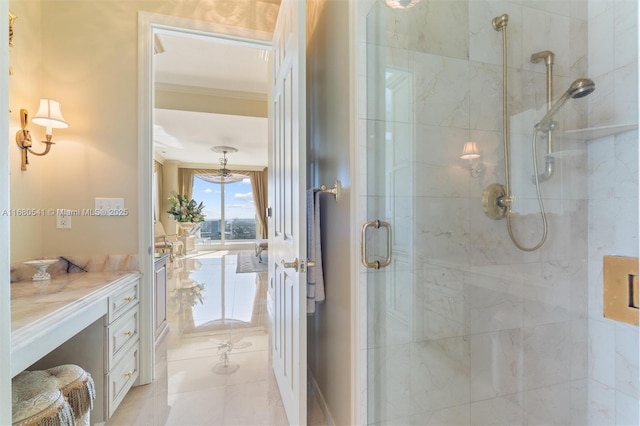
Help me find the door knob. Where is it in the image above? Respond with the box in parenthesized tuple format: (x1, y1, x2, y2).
(281, 258, 299, 272)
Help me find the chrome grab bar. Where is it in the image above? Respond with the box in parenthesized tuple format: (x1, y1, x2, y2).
(360, 220, 391, 269)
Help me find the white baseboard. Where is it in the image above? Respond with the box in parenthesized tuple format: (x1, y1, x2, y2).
(308, 368, 335, 426)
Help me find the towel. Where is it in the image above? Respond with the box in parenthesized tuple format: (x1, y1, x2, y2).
(307, 189, 325, 314)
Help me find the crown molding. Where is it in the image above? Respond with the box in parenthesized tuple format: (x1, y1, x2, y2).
(155, 83, 267, 101)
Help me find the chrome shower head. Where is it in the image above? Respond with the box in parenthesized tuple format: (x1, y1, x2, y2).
(567, 78, 596, 99)
(536, 78, 596, 130)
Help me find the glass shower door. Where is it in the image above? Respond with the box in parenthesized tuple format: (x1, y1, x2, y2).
(363, 8, 419, 422)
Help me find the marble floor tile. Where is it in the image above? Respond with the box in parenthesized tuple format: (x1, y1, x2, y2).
(108, 250, 327, 426)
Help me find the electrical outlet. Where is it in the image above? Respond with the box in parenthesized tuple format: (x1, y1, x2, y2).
(56, 212, 71, 229)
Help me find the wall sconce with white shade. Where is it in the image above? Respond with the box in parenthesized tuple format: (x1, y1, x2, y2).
(15, 98, 69, 171)
(385, 0, 421, 8)
(460, 141, 484, 177)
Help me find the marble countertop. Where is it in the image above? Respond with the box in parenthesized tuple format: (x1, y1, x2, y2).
(11, 271, 141, 369)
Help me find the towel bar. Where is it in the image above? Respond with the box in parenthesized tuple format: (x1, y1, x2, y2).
(313, 180, 341, 202)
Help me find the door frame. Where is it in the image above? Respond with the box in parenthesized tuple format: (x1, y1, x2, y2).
(137, 13, 272, 384)
(0, 0, 12, 422)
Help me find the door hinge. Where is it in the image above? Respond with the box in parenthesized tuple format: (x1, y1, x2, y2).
(267, 207, 273, 218)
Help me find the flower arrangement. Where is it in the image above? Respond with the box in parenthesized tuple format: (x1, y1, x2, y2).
(167, 193, 205, 223)
(171, 283, 205, 309)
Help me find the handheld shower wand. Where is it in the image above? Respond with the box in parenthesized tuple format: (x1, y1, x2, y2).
(535, 78, 596, 131)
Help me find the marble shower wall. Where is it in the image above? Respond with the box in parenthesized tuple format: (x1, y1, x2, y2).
(360, 0, 606, 424)
(586, 1, 639, 424)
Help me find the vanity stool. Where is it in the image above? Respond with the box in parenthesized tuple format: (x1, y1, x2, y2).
(255, 239, 268, 263)
(12, 364, 96, 426)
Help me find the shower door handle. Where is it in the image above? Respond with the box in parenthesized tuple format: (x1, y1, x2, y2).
(361, 220, 392, 269)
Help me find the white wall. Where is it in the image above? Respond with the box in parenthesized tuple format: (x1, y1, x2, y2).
(9, 0, 278, 261)
(307, 0, 353, 424)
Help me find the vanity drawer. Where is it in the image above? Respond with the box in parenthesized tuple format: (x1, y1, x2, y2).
(106, 305, 139, 371)
(106, 342, 139, 418)
(108, 280, 139, 322)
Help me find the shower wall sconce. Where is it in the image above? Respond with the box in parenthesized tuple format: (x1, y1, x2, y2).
(385, 0, 421, 9)
(15, 99, 69, 171)
(460, 141, 484, 177)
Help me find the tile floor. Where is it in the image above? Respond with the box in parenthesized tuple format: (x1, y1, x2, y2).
(107, 250, 327, 426)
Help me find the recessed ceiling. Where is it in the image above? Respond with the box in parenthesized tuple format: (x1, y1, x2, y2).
(154, 109, 268, 166)
(154, 32, 269, 166)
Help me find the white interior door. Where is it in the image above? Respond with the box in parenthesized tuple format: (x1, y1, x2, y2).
(269, 0, 307, 424)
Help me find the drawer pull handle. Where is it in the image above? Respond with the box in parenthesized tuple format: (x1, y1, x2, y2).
(123, 296, 133, 302)
(124, 331, 133, 337)
(124, 371, 133, 378)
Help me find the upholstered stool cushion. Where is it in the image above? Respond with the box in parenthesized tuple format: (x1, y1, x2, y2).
(12, 365, 96, 426)
(11, 385, 74, 426)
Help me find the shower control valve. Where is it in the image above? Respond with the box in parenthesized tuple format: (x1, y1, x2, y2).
(498, 194, 513, 208)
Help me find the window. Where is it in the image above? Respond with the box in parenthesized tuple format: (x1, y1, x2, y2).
(192, 176, 257, 245)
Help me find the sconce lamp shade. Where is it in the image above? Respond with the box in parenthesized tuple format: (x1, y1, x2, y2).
(385, 0, 421, 8)
(32, 99, 69, 131)
(460, 141, 480, 159)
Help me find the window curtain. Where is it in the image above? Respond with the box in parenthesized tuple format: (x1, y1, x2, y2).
(177, 168, 196, 199)
(247, 169, 268, 239)
(182, 167, 268, 239)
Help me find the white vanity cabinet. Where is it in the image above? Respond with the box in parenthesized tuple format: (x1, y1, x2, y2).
(104, 278, 140, 418)
(11, 271, 144, 425)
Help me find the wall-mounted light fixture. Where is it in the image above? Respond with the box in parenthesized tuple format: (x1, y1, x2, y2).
(385, 0, 421, 8)
(460, 141, 484, 177)
(15, 99, 69, 171)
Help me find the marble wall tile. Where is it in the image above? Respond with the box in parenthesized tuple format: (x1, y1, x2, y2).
(411, 52, 470, 128)
(467, 267, 523, 334)
(522, 0, 588, 20)
(468, 0, 523, 67)
(469, 393, 523, 425)
(614, 197, 639, 256)
(414, 197, 471, 266)
(572, 320, 589, 381)
(522, 321, 574, 390)
(614, 62, 639, 125)
(588, 135, 616, 199)
(367, 343, 413, 424)
(615, 390, 640, 426)
(523, 382, 573, 426)
(614, 130, 639, 199)
(469, 62, 503, 132)
(588, 0, 614, 20)
(414, 264, 468, 341)
(410, 336, 470, 412)
(588, 379, 616, 425)
(414, 124, 473, 169)
(572, 378, 590, 425)
(365, 1, 409, 49)
(366, 268, 414, 348)
(588, 6, 615, 77)
(615, 323, 640, 399)
(614, 25, 638, 70)
(407, 0, 469, 59)
(521, 7, 577, 77)
(414, 164, 470, 198)
(589, 318, 616, 388)
(521, 259, 587, 327)
(410, 403, 470, 426)
(470, 329, 523, 402)
(587, 72, 615, 127)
